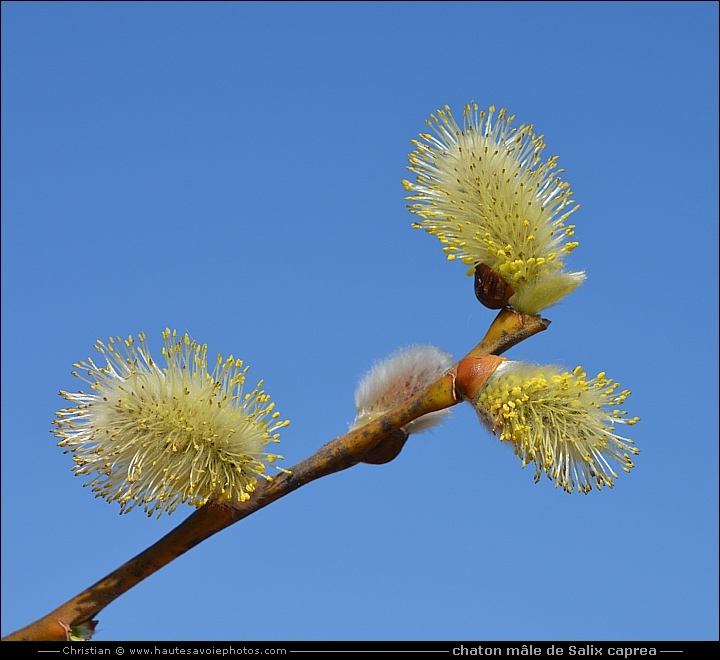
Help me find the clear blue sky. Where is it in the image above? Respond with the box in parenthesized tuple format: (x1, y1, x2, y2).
(2, 1, 718, 642)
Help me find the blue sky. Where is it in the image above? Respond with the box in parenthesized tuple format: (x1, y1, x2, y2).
(1, 1, 718, 642)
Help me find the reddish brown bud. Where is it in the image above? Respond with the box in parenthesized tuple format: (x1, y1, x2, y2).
(474, 264, 514, 309)
(455, 354, 505, 401)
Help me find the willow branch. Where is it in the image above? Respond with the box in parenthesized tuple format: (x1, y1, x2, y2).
(4, 308, 549, 641)
(467, 308, 550, 357)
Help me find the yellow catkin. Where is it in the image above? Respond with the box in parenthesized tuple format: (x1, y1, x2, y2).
(52, 329, 289, 517)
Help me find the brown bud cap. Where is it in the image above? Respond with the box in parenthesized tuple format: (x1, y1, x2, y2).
(362, 429, 409, 464)
(455, 354, 506, 401)
(474, 263, 514, 309)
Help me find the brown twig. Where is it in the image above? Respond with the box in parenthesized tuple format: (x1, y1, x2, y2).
(3, 308, 548, 641)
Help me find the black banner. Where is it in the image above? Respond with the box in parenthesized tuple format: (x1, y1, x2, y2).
(7, 640, 719, 654)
